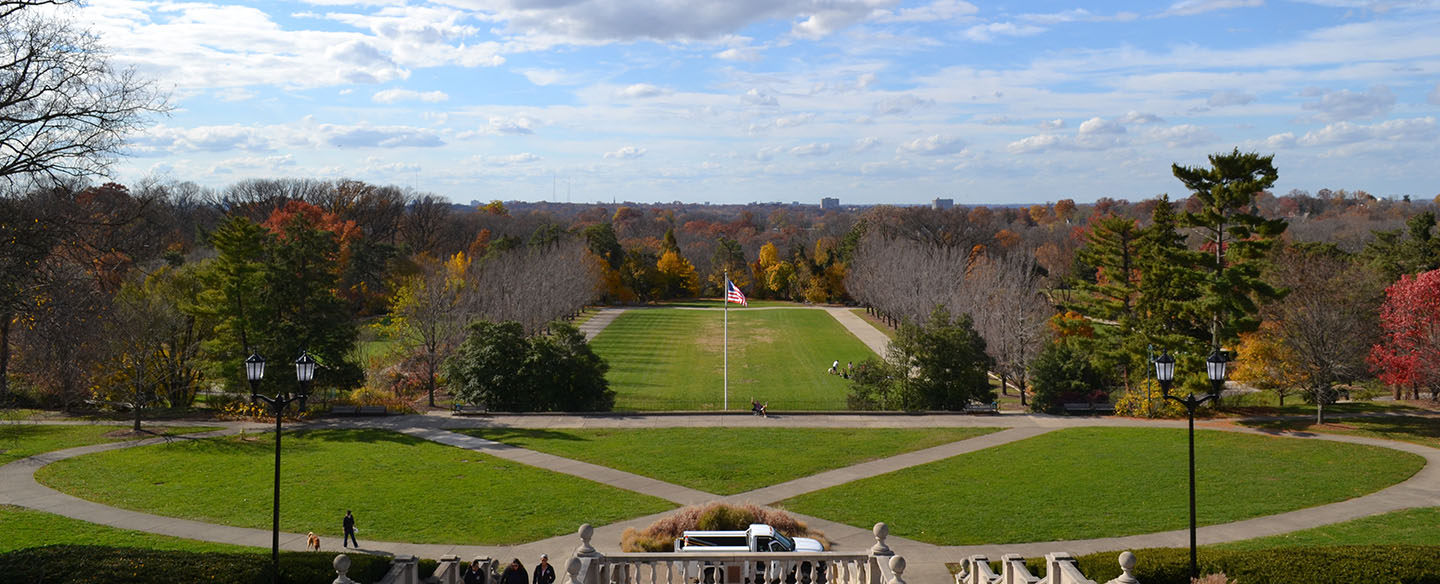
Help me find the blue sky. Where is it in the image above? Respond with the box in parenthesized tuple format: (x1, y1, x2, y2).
(79, 0, 1440, 205)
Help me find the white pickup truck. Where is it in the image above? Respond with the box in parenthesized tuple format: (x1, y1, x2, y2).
(673, 524, 825, 553)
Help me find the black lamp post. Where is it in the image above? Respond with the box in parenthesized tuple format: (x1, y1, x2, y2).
(246, 352, 316, 583)
(1154, 350, 1227, 581)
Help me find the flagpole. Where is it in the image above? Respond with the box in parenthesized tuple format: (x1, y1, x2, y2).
(723, 271, 729, 411)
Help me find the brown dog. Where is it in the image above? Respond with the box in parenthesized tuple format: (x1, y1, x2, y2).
(306, 532, 321, 551)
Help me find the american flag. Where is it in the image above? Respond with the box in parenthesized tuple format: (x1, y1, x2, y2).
(725, 279, 748, 306)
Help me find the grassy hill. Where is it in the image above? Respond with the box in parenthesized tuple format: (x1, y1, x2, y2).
(589, 308, 877, 411)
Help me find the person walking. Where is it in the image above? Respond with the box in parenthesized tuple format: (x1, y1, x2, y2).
(501, 558, 528, 584)
(463, 559, 487, 584)
(533, 554, 555, 584)
(342, 510, 359, 548)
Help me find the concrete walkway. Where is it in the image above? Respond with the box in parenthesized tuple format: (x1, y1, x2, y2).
(2, 412, 1437, 584)
(577, 308, 628, 341)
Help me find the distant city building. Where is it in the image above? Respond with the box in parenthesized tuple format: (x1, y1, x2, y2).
(821, 197, 840, 210)
(932, 198, 954, 210)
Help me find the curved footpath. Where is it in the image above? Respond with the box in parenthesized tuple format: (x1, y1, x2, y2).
(3, 412, 1437, 583)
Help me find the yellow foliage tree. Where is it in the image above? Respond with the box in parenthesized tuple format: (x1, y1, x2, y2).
(1232, 324, 1307, 405)
(656, 250, 700, 298)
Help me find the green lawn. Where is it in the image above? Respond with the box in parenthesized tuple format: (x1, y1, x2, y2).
(36, 429, 674, 545)
(454, 427, 1000, 495)
(781, 427, 1424, 545)
(1238, 416, 1440, 449)
(1216, 507, 1440, 550)
(590, 308, 877, 410)
(0, 505, 257, 554)
(0, 424, 219, 465)
(1220, 391, 1425, 417)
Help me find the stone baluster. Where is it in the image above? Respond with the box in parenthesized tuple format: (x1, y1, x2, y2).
(564, 556, 583, 584)
(959, 554, 998, 584)
(1103, 552, 1140, 584)
(1043, 553, 1093, 584)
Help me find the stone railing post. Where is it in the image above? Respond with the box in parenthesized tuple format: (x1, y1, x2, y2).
(565, 523, 605, 584)
(1000, 553, 1037, 584)
(1102, 552, 1140, 584)
(867, 522, 894, 584)
(886, 556, 907, 584)
(332, 554, 356, 584)
(434, 555, 461, 584)
(378, 554, 419, 584)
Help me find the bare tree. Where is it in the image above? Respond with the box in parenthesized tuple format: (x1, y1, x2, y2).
(468, 239, 602, 333)
(1, 0, 167, 184)
(967, 251, 1054, 406)
(389, 254, 470, 407)
(1265, 246, 1384, 423)
(401, 194, 454, 255)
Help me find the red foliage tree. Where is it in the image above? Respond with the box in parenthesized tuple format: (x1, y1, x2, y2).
(1369, 269, 1440, 399)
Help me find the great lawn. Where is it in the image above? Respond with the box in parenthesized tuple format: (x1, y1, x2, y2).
(590, 307, 876, 410)
(453, 427, 999, 494)
(781, 426, 1424, 545)
(36, 429, 673, 545)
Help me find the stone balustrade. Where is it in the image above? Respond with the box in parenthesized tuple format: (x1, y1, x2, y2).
(561, 522, 906, 584)
(955, 551, 1139, 584)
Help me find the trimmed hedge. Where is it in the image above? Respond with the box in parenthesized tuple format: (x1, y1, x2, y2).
(0, 545, 393, 584)
(1021, 545, 1440, 584)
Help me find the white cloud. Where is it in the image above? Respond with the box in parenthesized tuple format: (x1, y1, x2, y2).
(742, 89, 779, 106)
(852, 137, 881, 152)
(898, 135, 967, 155)
(962, 22, 1046, 42)
(873, 95, 934, 116)
(1147, 124, 1214, 147)
(1019, 9, 1139, 24)
(1164, 0, 1265, 17)
(476, 153, 541, 166)
(604, 146, 647, 159)
(136, 124, 277, 153)
(322, 123, 444, 148)
(872, 0, 979, 23)
(789, 142, 832, 157)
(372, 88, 449, 104)
(774, 113, 816, 128)
(617, 84, 669, 99)
(1078, 117, 1126, 135)
(1300, 85, 1395, 121)
(1265, 132, 1297, 149)
(1007, 134, 1063, 154)
(1208, 91, 1257, 107)
(1430, 82, 1440, 105)
(1117, 111, 1165, 125)
(1295, 117, 1437, 146)
(716, 46, 764, 62)
(754, 145, 784, 161)
(485, 115, 541, 136)
(1038, 118, 1065, 129)
(520, 69, 582, 86)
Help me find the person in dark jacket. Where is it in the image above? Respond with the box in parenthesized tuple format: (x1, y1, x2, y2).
(342, 510, 358, 548)
(533, 554, 555, 584)
(463, 559, 487, 584)
(501, 558, 528, 584)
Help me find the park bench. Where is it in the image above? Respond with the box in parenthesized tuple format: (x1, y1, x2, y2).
(1062, 402, 1115, 415)
(451, 403, 488, 416)
(963, 401, 999, 414)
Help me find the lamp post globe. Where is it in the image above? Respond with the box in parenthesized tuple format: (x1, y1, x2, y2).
(1154, 352, 1175, 395)
(245, 354, 266, 394)
(1206, 349, 1228, 396)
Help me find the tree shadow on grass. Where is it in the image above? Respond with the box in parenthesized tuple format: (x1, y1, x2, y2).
(451, 428, 587, 443)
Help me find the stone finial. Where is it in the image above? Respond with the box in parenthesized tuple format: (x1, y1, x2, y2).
(564, 556, 582, 584)
(1104, 551, 1140, 584)
(870, 522, 893, 556)
(576, 524, 597, 557)
(332, 554, 356, 584)
(886, 556, 906, 584)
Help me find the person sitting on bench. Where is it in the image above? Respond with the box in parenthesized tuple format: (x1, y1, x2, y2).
(751, 400, 768, 417)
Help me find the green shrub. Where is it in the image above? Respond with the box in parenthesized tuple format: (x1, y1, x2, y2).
(1028, 342, 1105, 414)
(0, 545, 392, 584)
(1050, 545, 1440, 584)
